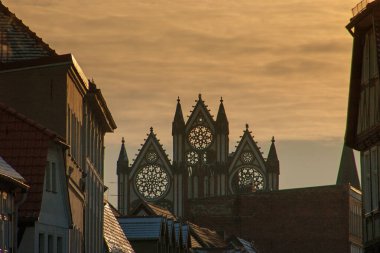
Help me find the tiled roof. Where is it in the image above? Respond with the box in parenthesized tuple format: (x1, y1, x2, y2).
(108, 201, 121, 218)
(189, 222, 228, 248)
(0, 2, 56, 64)
(118, 216, 164, 240)
(0, 102, 63, 219)
(104, 202, 135, 253)
(130, 200, 217, 249)
(146, 202, 177, 220)
(0, 153, 25, 183)
(227, 237, 258, 253)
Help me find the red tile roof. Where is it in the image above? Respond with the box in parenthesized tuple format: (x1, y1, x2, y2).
(0, 2, 56, 64)
(104, 202, 135, 253)
(0, 102, 64, 219)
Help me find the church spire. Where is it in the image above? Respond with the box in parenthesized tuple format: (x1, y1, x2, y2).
(216, 97, 229, 134)
(172, 96, 185, 135)
(268, 137, 278, 160)
(117, 137, 129, 174)
(267, 137, 279, 174)
(336, 145, 360, 190)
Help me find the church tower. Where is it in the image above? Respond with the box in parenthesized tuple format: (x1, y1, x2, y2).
(117, 94, 280, 217)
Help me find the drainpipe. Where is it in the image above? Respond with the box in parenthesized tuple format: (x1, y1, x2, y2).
(14, 188, 28, 253)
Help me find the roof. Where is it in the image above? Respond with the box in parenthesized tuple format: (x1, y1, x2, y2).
(0, 155, 28, 189)
(189, 222, 228, 248)
(336, 145, 360, 190)
(228, 236, 258, 253)
(0, 102, 64, 219)
(86, 81, 117, 132)
(174, 222, 182, 246)
(104, 202, 135, 253)
(132, 201, 177, 221)
(118, 216, 164, 241)
(182, 223, 190, 248)
(0, 2, 56, 64)
(130, 200, 219, 249)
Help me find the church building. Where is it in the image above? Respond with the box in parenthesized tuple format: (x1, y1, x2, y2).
(117, 94, 279, 217)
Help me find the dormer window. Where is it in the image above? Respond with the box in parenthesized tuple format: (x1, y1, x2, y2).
(45, 161, 57, 193)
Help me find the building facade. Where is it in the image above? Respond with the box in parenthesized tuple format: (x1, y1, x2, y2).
(345, 1, 380, 252)
(0, 102, 73, 253)
(0, 3, 117, 252)
(0, 155, 29, 253)
(117, 95, 279, 217)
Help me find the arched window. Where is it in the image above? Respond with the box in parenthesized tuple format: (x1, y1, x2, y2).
(193, 176, 198, 198)
(210, 175, 214, 197)
(187, 175, 192, 199)
(204, 176, 209, 197)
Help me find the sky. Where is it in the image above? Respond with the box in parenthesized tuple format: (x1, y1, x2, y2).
(3, 0, 362, 207)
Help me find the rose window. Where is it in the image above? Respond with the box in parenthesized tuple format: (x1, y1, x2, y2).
(186, 151, 199, 165)
(188, 126, 213, 150)
(146, 151, 158, 163)
(241, 152, 254, 164)
(238, 167, 264, 190)
(135, 165, 169, 200)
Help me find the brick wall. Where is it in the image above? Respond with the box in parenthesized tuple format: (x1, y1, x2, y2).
(187, 185, 350, 253)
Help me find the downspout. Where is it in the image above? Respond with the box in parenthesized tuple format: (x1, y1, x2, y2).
(14, 188, 28, 253)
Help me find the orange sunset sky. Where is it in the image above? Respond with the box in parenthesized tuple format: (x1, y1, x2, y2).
(3, 0, 362, 206)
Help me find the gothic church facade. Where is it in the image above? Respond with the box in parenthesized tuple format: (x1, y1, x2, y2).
(117, 95, 279, 217)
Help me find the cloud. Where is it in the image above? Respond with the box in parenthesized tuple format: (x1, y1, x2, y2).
(2, 0, 362, 202)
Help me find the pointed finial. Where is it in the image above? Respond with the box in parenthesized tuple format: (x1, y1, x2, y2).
(271, 136, 275, 143)
(122, 137, 125, 144)
(177, 96, 180, 103)
(245, 123, 249, 130)
(220, 96, 223, 103)
(150, 127, 153, 133)
(198, 93, 202, 100)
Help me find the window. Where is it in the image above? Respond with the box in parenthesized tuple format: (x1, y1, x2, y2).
(57, 236, 63, 253)
(358, 28, 380, 133)
(38, 233, 44, 253)
(52, 162, 57, 193)
(45, 162, 51, 191)
(48, 235, 53, 253)
(193, 176, 198, 198)
(204, 176, 209, 197)
(46, 162, 57, 193)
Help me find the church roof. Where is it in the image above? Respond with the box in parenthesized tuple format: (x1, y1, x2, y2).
(0, 2, 56, 64)
(336, 145, 360, 190)
(185, 94, 216, 131)
(130, 127, 172, 175)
